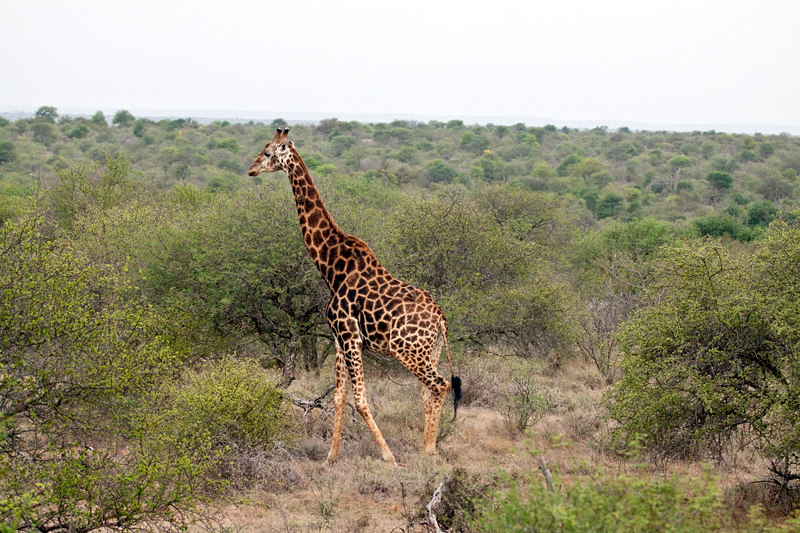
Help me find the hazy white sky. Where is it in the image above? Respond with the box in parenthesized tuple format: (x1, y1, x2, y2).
(2, 0, 799, 130)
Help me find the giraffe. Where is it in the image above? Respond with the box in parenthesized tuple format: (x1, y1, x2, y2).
(249, 128, 461, 465)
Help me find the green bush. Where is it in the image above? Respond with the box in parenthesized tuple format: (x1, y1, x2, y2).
(112, 109, 135, 127)
(388, 189, 572, 359)
(67, 124, 89, 139)
(0, 140, 15, 163)
(330, 134, 357, 156)
(747, 199, 778, 227)
(49, 154, 135, 229)
(557, 153, 583, 176)
(144, 356, 288, 453)
(216, 158, 242, 173)
(495, 359, 549, 434)
(573, 217, 673, 293)
(215, 137, 242, 153)
(132, 120, 146, 137)
(426, 158, 458, 184)
(596, 191, 625, 219)
(207, 172, 240, 192)
(693, 213, 755, 241)
(476, 469, 723, 532)
(468, 281, 575, 362)
(607, 229, 800, 484)
(0, 210, 219, 532)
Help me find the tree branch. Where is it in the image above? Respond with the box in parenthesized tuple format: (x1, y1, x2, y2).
(285, 385, 336, 418)
(426, 481, 445, 533)
(539, 456, 555, 492)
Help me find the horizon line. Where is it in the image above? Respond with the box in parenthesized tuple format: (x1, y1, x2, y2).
(2, 106, 798, 136)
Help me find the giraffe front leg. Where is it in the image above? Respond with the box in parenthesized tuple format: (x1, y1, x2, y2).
(351, 381, 397, 465)
(344, 347, 396, 465)
(325, 357, 349, 466)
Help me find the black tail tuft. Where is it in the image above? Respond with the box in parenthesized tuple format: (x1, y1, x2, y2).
(451, 376, 462, 420)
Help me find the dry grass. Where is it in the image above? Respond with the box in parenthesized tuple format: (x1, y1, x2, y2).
(205, 354, 791, 532)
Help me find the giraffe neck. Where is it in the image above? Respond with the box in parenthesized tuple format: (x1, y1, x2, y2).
(285, 150, 350, 289)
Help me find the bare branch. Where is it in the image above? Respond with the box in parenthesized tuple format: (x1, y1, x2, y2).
(539, 456, 555, 492)
(426, 481, 445, 533)
(285, 385, 335, 418)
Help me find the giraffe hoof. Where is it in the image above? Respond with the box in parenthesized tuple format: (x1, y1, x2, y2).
(381, 453, 397, 466)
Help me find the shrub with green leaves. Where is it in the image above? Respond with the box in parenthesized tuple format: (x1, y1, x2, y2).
(143, 356, 288, 453)
(573, 216, 673, 294)
(693, 213, 755, 241)
(0, 211, 224, 532)
(0, 140, 17, 163)
(607, 224, 800, 484)
(388, 188, 572, 360)
(49, 153, 135, 229)
(495, 359, 549, 434)
(476, 469, 723, 533)
(747, 199, 778, 227)
(140, 191, 331, 384)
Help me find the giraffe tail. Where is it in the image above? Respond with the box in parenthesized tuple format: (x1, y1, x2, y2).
(451, 375, 462, 420)
(442, 325, 462, 419)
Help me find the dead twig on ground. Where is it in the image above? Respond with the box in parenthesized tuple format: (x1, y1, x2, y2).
(285, 385, 335, 419)
(426, 481, 446, 533)
(539, 456, 555, 492)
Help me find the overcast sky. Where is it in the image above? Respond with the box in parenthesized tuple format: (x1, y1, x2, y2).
(2, 1, 799, 132)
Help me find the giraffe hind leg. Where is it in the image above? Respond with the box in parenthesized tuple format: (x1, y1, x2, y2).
(420, 331, 451, 454)
(420, 374, 450, 454)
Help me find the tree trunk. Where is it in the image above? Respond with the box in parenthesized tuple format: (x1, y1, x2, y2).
(281, 333, 298, 388)
(302, 337, 318, 371)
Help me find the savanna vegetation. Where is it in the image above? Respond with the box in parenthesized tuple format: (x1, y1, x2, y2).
(1, 107, 799, 531)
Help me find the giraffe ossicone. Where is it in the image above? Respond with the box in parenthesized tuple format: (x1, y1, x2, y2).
(249, 128, 461, 465)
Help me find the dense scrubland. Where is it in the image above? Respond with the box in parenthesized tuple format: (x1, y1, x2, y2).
(1, 107, 800, 532)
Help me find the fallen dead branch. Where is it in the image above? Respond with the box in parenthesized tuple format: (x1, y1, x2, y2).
(285, 385, 335, 419)
(539, 456, 555, 492)
(426, 481, 445, 533)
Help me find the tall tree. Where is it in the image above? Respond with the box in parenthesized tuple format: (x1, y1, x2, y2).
(112, 109, 135, 127)
(143, 190, 331, 385)
(34, 105, 58, 123)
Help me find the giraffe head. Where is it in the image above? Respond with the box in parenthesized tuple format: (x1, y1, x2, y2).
(248, 128, 294, 176)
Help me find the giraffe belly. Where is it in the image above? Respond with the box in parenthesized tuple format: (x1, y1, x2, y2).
(363, 335, 391, 355)
(360, 318, 392, 355)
